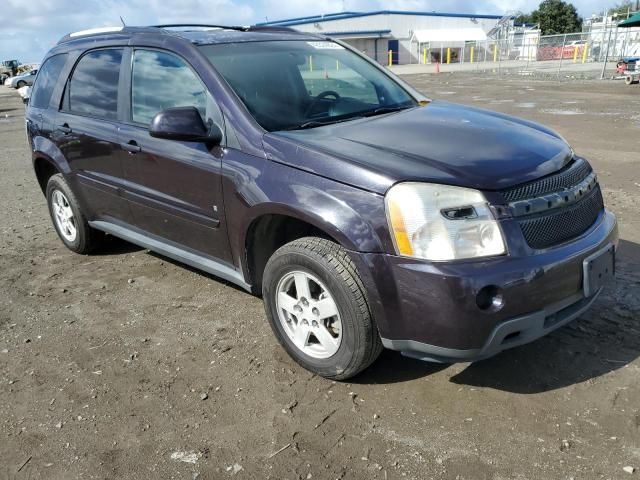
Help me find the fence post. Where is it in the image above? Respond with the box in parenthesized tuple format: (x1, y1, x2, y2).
(557, 34, 567, 77)
(493, 44, 497, 62)
(573, 46, 578, 63)
(388, 50, 392, 67)
(470, 46, 474, 63)
(601, 26, 615, 79)
(423, 48, 427, 65)
(446, 47, 451, 64)
(582, 44, 589, 64)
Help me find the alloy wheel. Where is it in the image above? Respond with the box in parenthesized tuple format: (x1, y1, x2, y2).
(51, 190, 77, 242)
(275, 270, 342, 359)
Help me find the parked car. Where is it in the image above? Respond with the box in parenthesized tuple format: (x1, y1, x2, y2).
(6, 69, 38, 88)
(26, 25, 618, 380)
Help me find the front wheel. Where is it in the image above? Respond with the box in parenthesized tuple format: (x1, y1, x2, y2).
(263, 237, 382, 380)
(16, 80, 26, 88)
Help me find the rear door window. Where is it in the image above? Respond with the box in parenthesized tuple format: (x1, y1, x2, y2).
(68, 49, 123, 120)
(131, 49, 206, 126)
(30, 54, 67, 109)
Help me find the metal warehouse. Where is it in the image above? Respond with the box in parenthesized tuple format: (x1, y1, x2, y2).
(259, 10, 510, 65)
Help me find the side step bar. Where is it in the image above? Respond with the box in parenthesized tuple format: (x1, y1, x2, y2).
(89, 220, 252, 292)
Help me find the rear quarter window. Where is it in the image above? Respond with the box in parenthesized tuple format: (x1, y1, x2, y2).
(67, 49, 123, 120)
(30, 54, 67, 109)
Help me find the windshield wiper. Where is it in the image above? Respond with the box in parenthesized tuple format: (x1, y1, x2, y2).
(283, 116, 364, 131)
(282, 105, 414, 131)
(361, 105, 413, 117)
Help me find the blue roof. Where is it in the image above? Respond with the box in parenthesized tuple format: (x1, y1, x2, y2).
(258, 10, 504, 27)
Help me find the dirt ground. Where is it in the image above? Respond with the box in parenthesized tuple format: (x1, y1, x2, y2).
(1, 74, 639, 480)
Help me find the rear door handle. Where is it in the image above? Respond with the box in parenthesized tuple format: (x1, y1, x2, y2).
(121, 140, 141, 154)
(58, 123, 72, 134)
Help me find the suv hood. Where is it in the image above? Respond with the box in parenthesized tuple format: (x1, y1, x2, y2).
(263, 101, 573, 195)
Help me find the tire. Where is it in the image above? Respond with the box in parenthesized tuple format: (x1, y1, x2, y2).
(46, 174, 102, 254)
(16, 80, 26, 88)
(263, 237, 383, 380)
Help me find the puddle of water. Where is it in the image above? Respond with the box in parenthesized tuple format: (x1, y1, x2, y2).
(540, 108, 584, 116)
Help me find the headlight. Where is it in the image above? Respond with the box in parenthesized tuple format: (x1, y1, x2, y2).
(385, 182, 506, 261)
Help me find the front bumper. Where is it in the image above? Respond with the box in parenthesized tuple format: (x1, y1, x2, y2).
(354, 210, 618, 363)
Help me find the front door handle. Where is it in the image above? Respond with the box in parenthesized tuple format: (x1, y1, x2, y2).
(58, 123, 72, 134)
(121, 140, 141, 154)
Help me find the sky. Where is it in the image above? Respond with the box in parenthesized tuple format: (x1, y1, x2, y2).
(1, 0, 610, 63)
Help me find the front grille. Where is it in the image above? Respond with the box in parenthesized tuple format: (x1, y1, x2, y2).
(501, 158, 592, 202)
(518, 184, 604, 249)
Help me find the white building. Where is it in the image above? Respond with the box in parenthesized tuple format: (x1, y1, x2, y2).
(259, 10, 509, 65)
(584, 13, 640, 60)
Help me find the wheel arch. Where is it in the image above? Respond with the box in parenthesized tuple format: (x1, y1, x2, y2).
(31, 136, 72, 194)
(243, 206, 350, 294)
(33, 155, 60, 194)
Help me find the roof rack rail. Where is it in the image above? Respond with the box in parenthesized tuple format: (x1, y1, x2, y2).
(246, 25, 297, 33)
(57, 23, 299, 45)
(153, 24, 250, 31)
(57, 26, 153, 44)
(153, 24, 296, 33)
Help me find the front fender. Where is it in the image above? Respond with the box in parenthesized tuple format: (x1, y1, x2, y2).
(222, 152, 393, 277)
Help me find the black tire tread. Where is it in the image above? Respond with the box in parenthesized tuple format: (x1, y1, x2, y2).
(266, 237, 382, 380)
(46, 174, 101, 254)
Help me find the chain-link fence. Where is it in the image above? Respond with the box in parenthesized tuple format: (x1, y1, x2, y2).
(405, 25, 640, 79)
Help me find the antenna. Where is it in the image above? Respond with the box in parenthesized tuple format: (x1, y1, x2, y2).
(119, 16, 126, 27)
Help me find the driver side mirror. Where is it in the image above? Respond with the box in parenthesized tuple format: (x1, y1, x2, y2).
(149, 106, 222, 145)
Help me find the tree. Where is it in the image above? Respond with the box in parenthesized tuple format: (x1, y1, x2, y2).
(518, 0, 583, 34)
(514, 11, 535, 25)
(601, 2, 639, 18)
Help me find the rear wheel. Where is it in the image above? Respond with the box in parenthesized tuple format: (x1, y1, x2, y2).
(263, 237, 382, 380)
(625, 75, 639, 85)
(46, 174, 102, 254)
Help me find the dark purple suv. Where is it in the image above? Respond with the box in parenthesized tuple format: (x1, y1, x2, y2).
(26, 25, 618, 379)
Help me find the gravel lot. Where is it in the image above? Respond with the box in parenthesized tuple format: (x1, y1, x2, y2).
(1, 75, 639, 480)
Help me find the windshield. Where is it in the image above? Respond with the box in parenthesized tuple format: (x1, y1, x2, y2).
(199, 40, 417, 131)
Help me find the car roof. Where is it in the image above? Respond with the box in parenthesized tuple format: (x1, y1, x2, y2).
(57, 25, 324, 46)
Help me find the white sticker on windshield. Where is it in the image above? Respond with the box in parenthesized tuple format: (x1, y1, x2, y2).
(307, 41, 345, 50)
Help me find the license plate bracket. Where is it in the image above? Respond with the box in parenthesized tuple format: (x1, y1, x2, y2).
(583, 243, 615, 297)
